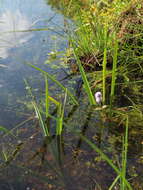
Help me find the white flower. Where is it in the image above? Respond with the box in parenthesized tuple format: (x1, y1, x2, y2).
(95, 91, 102, 104)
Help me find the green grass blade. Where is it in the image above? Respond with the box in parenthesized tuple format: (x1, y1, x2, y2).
(45, 75, 49, 118)
(56, 89, 67, 135)
(33, 102, 49, 136)
(110, 35, 118, 106)
(24, 80, 49, 136)
(26, 63, 78, 105)
(109, 175, 120, 190)
(102, 25, 107, 104)
(121, 116, 129, 190)
(2, 118, 33, 138)
(0, 126, 15, 137)
(48, 96, 60, 106)
(80, 135, 133, 190)
(0, 126, 10, 133)
(62, 88, 68, 117)
(72, 44, 96, 105)
(1, 27, 64, 37)
(56, 103, 62, 135)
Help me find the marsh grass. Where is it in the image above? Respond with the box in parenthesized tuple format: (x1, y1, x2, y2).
(81, 116, 131, 190)
(120, 116, 129, 190)
(109, 175, 120, 190)
(56, 89, 67, 135)
(48, 90, 67, 135)
(45, 76, 49, 118)
(25, 74, 67, 136)
(72, 46, 96, 105)
(102, 25, 108, 104)
(71, 9, 109, 57)
(27, 63, 78, 105)
(110, 35, 118, 107)
(25, 80, 50, 136)
(0, 126, 15, 137)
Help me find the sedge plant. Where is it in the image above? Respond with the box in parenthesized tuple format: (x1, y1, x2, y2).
(102, 24, 108, 105)
(80, 115, 132, 190)
(70, 37, 96, 105)
(25, 79, 50, 136)
(110, 34, 118, 107)
(26, 63, 78, 105)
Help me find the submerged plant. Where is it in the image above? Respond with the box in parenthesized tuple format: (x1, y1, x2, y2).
(81, 115, 132, 190)
(27, 63, 78, 105)
(110, 34, 118, 107)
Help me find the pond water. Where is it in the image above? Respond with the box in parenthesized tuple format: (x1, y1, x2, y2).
(0, 1, 143, 190)
(0, 0, 67, 127)
(0, 0, 70, 189)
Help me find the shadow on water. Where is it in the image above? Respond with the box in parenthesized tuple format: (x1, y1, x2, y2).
(0, 103, 143, 189)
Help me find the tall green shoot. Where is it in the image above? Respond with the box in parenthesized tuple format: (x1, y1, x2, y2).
(71, 38, 96, 105)
(109, 175, 120, 190)
(45, 75, 49, 118)
(24, 80, 49, 136)
(56, 89, 67, 135)
(33, 102, 49, 136)
(121, 116, 129, 190)
(27, 63, 78, 105)
(108, 115, 129, 190)
(102, 24, 108, 104)
(81, 134, 132, 190)
(48, 90, 67, 136)
(47, 95, 61, 135)
(110, 34, 118, 107)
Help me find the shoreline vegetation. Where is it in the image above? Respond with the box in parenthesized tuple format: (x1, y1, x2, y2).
(26, 0, 143, 189)
(1, 0, 143, 189)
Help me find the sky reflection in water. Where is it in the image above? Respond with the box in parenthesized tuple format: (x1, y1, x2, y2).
(0, 0, 66, 126)
(0, 10, 32, 58)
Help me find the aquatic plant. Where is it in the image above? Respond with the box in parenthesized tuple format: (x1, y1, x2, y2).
(102, 24, 107, 104)
(71, 41, 96, 105)
(110, 34, 118, 107)
(81, 116, 132, 190)
(27, 63, 78, 105)
(25, 80, 50, 136)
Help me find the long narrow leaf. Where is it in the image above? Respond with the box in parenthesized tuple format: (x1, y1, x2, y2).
(24, 80, 49, 136)
(102, 25, 107, 104)
(33, 102, 49, 136)
(71, 42, 96, 105)
(110, 35, 118, 106)
(26, 63, 78, 105)
(56, 103, 62, 135)
(121, 116, 129, 189)
(80, 135, 133, 190)
(48, 96, 60, 106)
(0, 126, 15, 137)
(109, 175, 120, 190)
(45, 76, 49, 118)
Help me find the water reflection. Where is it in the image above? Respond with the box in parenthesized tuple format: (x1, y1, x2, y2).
(0, 10, 32, 58)
(0, 0, 66, 128)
